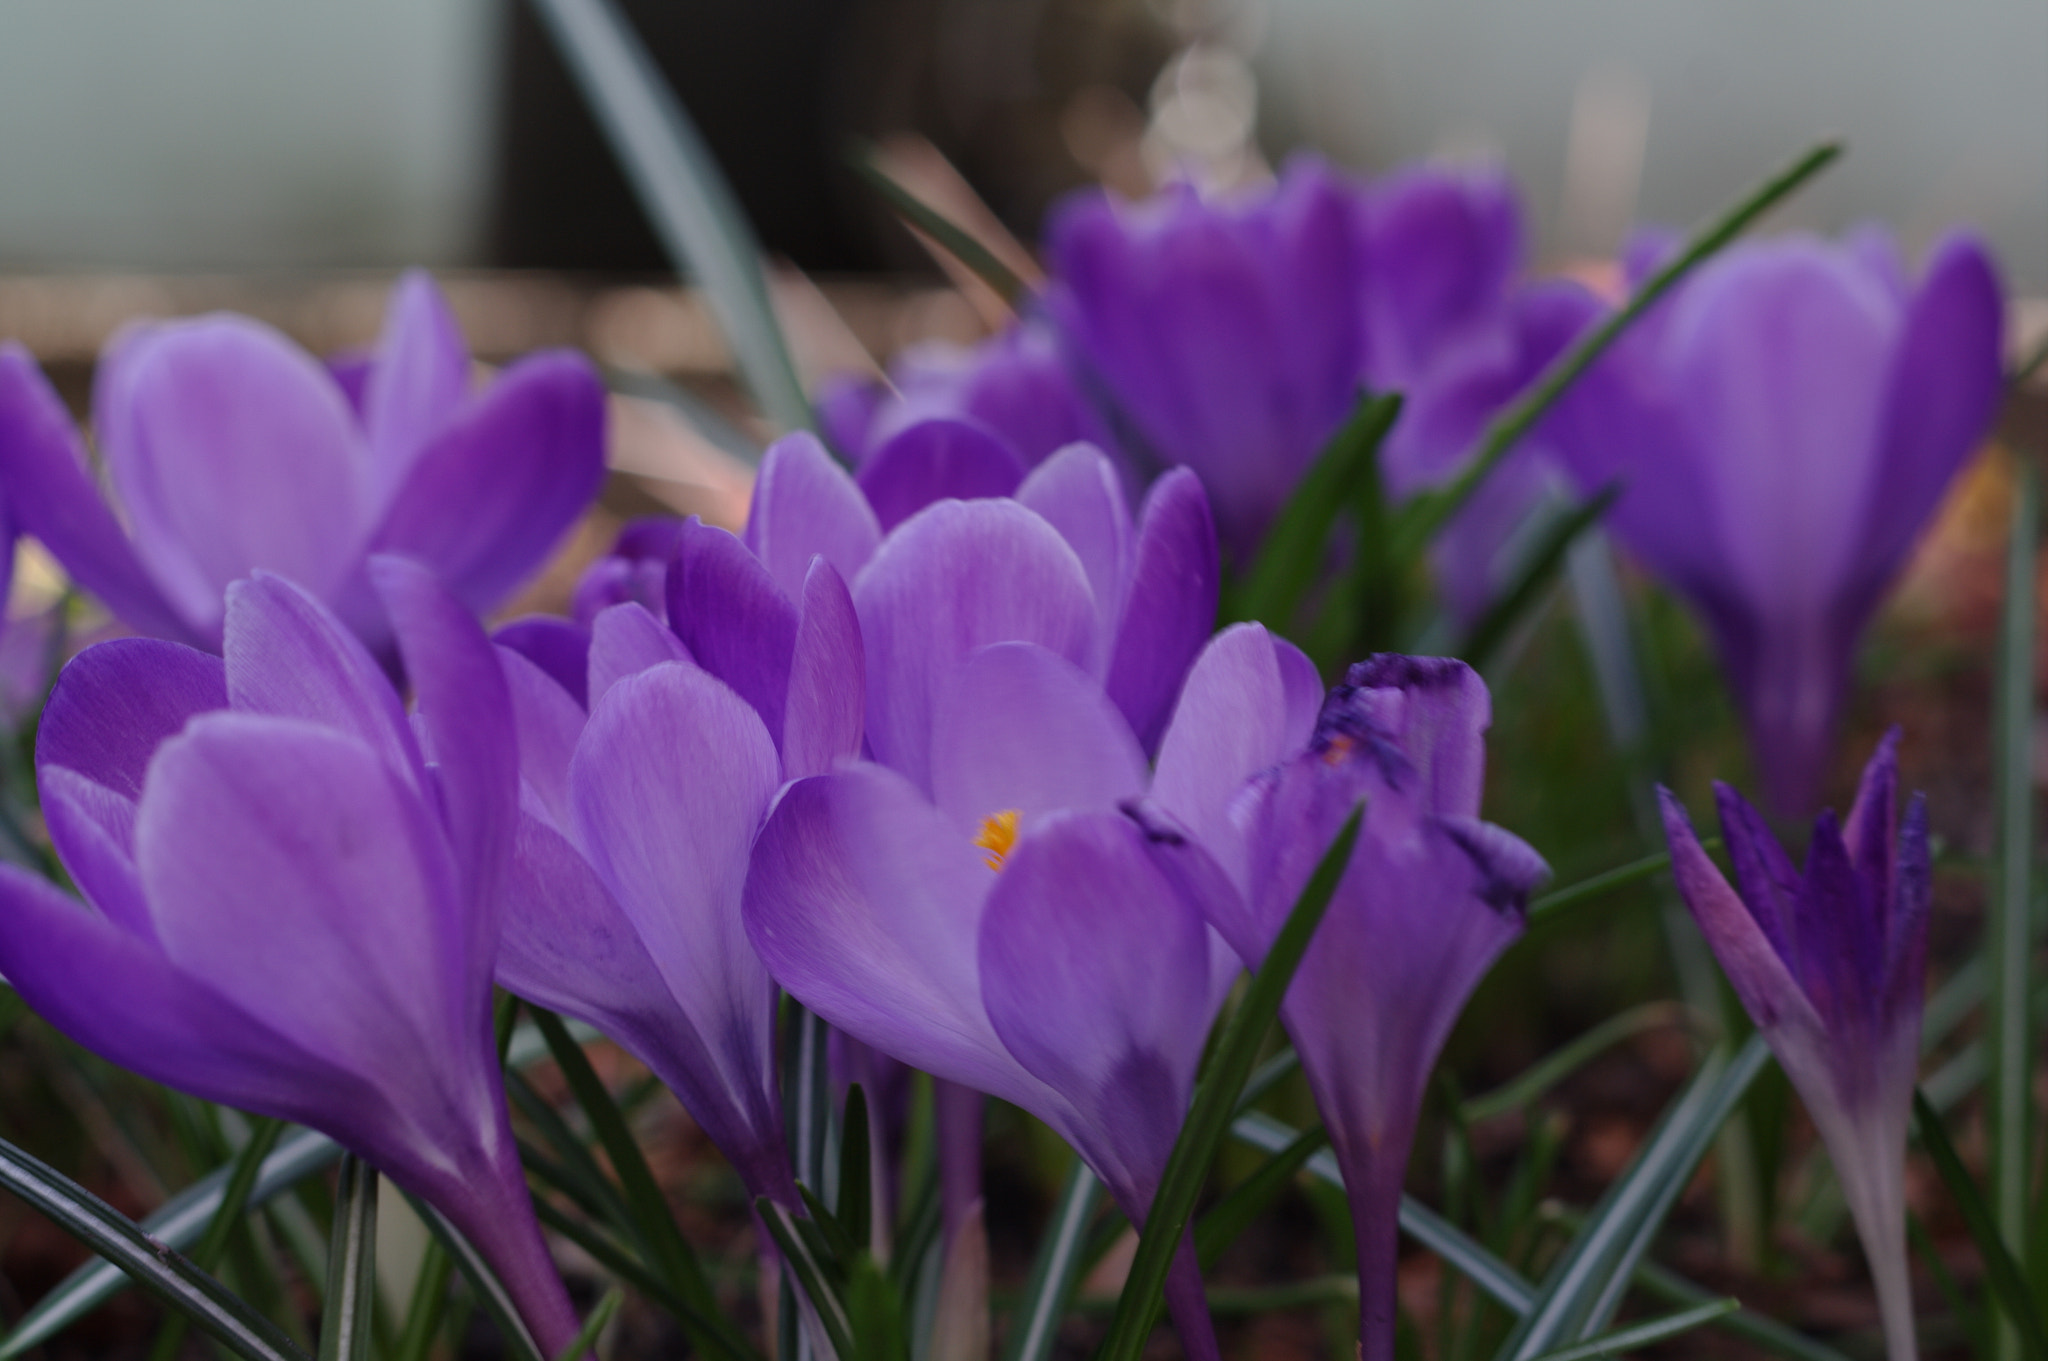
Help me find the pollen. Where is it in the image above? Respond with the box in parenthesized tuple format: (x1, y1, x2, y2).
(1321, 733, 1357, 766)
(973, 809, 1023, 871)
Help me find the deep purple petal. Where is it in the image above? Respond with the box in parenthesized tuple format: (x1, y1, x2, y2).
(37, 637, 225, 799)
(856, 418, 1027, 533)
(1359, 163, 1524, 389)
(783, 558, 864, 780)
(1104, 468, 1220, 752)
(587, 601, 691, 711)
(742, 431, 883, 601)
(372, 351, 607, 615)
(96, 316, 371, 630)
(852, 499, 1096, 794)
(497, 644, 585, 831)
(1328, 654, 1490, 816)
(928, 642, 1146, 838)
(492, 615, 592, 709)
(1713, 780, 1803, 971)
(361, 272, 472, 505)
(0, 346, 198, 643)
(668, 522, 799, 745)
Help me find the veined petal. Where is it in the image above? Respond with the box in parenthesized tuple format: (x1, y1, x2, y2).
(588, 601, 691, 711)
(38, 767, 151, 939)
(37, 637, 225, 799)
(361, 272, 472, 506)
(1104, 467, 1220, 753)
(783, 558, 864, 779)
(0, 346, 197, 643)
(856, 418, 1025, 532)
(372, 351, 606, 615)
(493, 615, 592, 709)
(668, 522, 799, 746)
(1016, 443, 1133, 669)
(742, 431, 882, 602)
(497, 644, 585, 832)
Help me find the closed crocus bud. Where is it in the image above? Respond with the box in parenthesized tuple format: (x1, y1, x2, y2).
(1661, 732, 1928, 1361)
(0, 271, 606, 659)
(1549, 229, 2004, 816)
(0, 561, 582, 1356)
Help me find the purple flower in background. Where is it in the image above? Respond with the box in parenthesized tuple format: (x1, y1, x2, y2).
(1151, 638, 1545, 1361)
(0, 271, 606, 656)
(571, 517, 689, 625)
(0, 562, 582, 1356)
(1549, 230, 2003, 815)
(1046, 157, 1368, 559)
(1660, 733, 1927, 1361)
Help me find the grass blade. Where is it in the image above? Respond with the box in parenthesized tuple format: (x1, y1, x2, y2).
(1458, 486, 1619, 675)
(846, 146, 1028, 305)
(1521, 1298, 1738, 1361)
(1000, 1155, 1101, 1361)
(552, 1287, 623, 1361)
(1912, 1090, 2048, 1359)
(1527, 843, 1719, 923)
(1196, 1123, 1329, 1269)
(1458, 1003, 1708, 1124)
(525, 0, 811, 433)
(0, 1135, 311, 1361)
(316, 1157, 378, 1361)
(144, 1116, 291, 1361)
(1097, 803, 1363, 1361)
(756, 1197, 856, 1360)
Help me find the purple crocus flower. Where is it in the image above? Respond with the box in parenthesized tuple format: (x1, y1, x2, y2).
(1150, 636, 1546, 1361)
(0, 560, 582, 1356)
(1045, 157, 1368, 560)
(0, 271, 607, 656)
(1549, 229, 2004, 815)
(1660, 733, 1927, 1361)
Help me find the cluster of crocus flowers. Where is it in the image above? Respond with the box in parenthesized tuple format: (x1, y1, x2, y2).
(1661, 733, 1929, 1361)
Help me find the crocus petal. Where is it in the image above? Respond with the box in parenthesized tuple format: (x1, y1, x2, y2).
(37, 637, 225, 799)
(135, 712, 480, 1116)
(1104, 467, 1221, 752)
(1359, 163, 1523, 387)
(497, 644, 585, 832)
(743, 431, 883, 601)
(95, 316, 370, 630)
(783, 558, 865, 780)
(853, 499, 1097, 794)
(668, 523, 799, 746)
(372, 351, 607, 615)
(1015, 444, 1133, 668)
(856, 418, 1026, 532)
(223, 574, 424, 793)
(588, 601, 691, 711)
(0, 346, 197, 644)
(493, 615, 592, 709)
(979, 809, 1216, 1199)
(929, 642, 1147, 839)
(37, 767, 151, 938)
(744, 764, 1062, 1116)
(361, 271, 472, 506)
(1330, 654, 1490, 817)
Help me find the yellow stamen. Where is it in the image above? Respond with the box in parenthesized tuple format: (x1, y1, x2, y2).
(973, 809, 1023, 871)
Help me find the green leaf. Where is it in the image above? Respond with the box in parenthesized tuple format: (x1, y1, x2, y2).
(551, 1287, 623, 1361)
(1227, 393, 1402, 633)
(1527, 843, 1716, 922)
(846, 145, 1028, 305)
(1396, 139, 1842, 554)
(0, 1134, 311, 1361)
(525, 0, 811, 434)
(845, 1254, 911, 1361)
(755, 1197, 857, 1360)
(145, 1116, 291, 1361)
(316, 1157, 379, 1361)
(390, 1237, 454, 1361)
(1233, 1048, 1302, 1114)
(402, 1191, 545, 1361)
(1494, 1036, 1770, 1360)
(1457, 486, 1619, 674)
(1458, 1002, 1707, 1124)
(1196, 1123, 1328, 1270)
(1912, 1089, 2048, 1359)
(1000, 1155, 1102, 1361)
(1097, 803, 1363, 1361)
(1519, 1298, 1738, 1361)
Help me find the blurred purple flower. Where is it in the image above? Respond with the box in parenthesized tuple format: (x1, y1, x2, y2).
(1151, 637, 1545, 1361)
(570, 517, 688, 625)
(1549, 230, 2004, 815)
(1660, 732, 1927, 1361)
(0, 561, 581, 1356)
(0, 272, 606, 656)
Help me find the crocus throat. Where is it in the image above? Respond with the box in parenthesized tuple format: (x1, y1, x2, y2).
(973, 810, 1022, 871)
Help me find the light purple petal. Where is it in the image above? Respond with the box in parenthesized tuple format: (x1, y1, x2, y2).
(1015, 443, 1133, 669)
(743, 431, 883, 601)
(37, 637, 225, 799)
(497, 644, 585, 831)
(588, 601, 691, 712)
(852, 499, 1097, 794)
(372, 351, 607, 615)
(362, 271, 472, 505)
(856, 418, 1026, 533)
(96, 316, 371, 630)
(493, 615, 592, 709)
(38, 767, 151, 938)
(783, 558, 865, 780)
(928, 642, 1147, 839)
(1104, 468, 1220, 752)
(0, 346, 198, 643)
(668, 522, 799, 745)
(1330, 655, 1490, 817)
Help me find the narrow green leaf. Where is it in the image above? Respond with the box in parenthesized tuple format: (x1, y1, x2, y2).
(402, 1191, 545, 1361)
(529, 1198, 690, 1321)
(1912, 1090, 2048, 1359)
(784, 1000, 835, 1200)
(846, 146, 1028, 304)
(526, 0, 811, 433)
(1520, 1298, 1738, 1361)
(1196, 1122, 1328, 1269)
(837, 1083, 873, 1256)
(1228, 393, 1402, 631)
(1097, 803, 1363, 1361)
(1458, 1003, 1707, 1124)
(1457, 486, 1619, 674)
(390, 1237, 453, 1361)
(0, 1134, 311, 1361)
(145, 1116, 290, 1361)
(1000, 1155, 1102, 1361)
(1528, 845, 1702, 922)
(317, 1157, 379, 1361)
(551, 1287, 623, 1361)
(797, 1183, 861, 1272)
(1233, 1048, 1301, 1114)
(845, 1255, 911, 1361)
(755, 1197, 857, 1360)
(1397, 139, 1842, 553)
